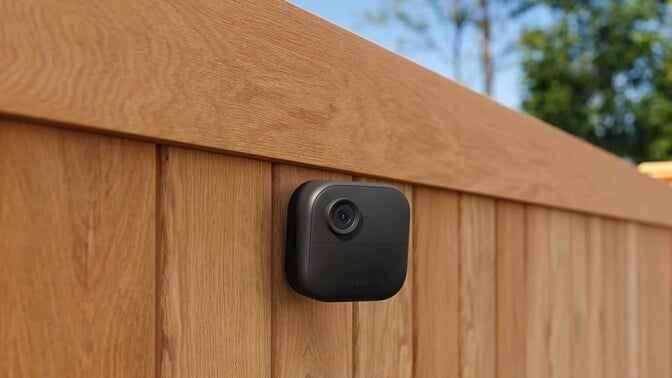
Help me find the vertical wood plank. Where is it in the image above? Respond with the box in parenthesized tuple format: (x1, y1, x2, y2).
(570, 214, 589, 377)
(526, 207, 552, 378)
(587, 216, 604, 378)
(550, 210, 572, 378)
(353, 179, 413, 378)
(526, 207, 572, 378)
(0, 122, 155, 377)
(625, 223, 639, 378)
(496, 200, 526, 378)
(459, 194, 496, 378)
(601, 219, 620, 378)
(412, 187, 459, 378)
(159, 148, 271, 377)
(601, 219, 638, 378)
(271, 165, 352, 378)
(637, 225, 672, 378)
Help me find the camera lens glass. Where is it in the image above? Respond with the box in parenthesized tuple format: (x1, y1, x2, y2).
(333, 205, 353, 228)
(327, 199, 360, 235)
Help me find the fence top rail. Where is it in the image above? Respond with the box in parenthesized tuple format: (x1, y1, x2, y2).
(2, 0, 672, 226)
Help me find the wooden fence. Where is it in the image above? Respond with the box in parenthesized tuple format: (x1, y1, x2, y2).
(1, 1, 671, 377)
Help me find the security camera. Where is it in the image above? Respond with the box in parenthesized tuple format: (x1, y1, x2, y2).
(285, 180, 410, 302)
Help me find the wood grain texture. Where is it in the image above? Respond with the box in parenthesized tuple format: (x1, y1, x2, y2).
(271, 165, 352, 378)
(158, 148, 271, 377)
(0, 121, 155, 377)
(549, 210, 572, 378)
(412, 187, 459, 378)
(526, 206, 551, 378)
(526, 207, 572, 378)
(586, 216, 605, 378)
(459, 195, 496, 378)
(601, 220, 638, 378)
(353, 179, 413, 378)
(637, 225, 672, 378)
(2, 0, 672, 227)
(570, 214, 589, 377)
(625, 223, 640, 378)
(495, 201, 526, 378)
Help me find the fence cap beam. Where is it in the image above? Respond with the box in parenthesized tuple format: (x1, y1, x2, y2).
(2, 0, 672, 227)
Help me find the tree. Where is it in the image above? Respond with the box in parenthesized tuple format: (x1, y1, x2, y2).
(479, 0, 494, 95)
(520, 0, 672, 162)
(362, 0, 499, 96)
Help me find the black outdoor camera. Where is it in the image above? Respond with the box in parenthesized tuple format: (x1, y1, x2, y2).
(285, 180, 410, 302)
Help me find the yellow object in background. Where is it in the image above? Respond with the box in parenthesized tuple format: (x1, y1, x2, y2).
(639, 161, 672, 186)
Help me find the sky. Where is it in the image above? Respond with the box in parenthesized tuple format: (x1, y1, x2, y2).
(289, 0, 551, 110)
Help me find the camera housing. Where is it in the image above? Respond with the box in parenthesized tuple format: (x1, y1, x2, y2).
(285, 180, 410, 302)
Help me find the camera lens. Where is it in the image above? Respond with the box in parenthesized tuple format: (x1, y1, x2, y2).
(337, 209, 350, 223)
(327, 199, 360, 235)
(333, 206, 353, 227)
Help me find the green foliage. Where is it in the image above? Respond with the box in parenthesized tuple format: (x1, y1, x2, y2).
(520, 0, 672, 162)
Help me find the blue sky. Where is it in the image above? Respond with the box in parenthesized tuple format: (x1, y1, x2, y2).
(289, 0, 551, 110)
